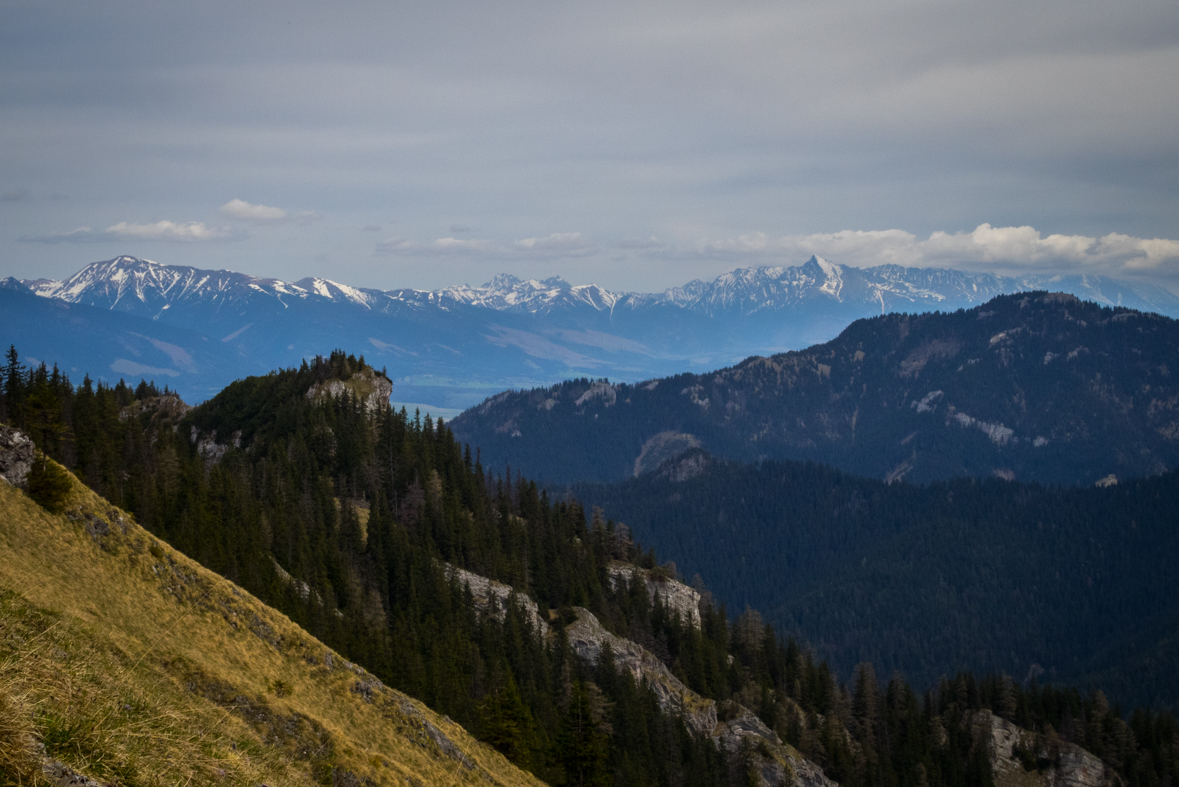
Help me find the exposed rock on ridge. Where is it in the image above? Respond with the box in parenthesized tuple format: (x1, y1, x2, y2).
(0, 424, 34, 488)
(566, 606, 837, 787)
(974, 709, 1113, 787)
(445, 564, 550, 637)
(607, 561, 702, 629)
(307, 368, 393, 413)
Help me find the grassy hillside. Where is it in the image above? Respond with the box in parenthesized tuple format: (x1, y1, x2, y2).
(0, 467, 544, 787)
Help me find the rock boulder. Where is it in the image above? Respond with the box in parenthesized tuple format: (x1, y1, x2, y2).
(0, 424, 34, 488)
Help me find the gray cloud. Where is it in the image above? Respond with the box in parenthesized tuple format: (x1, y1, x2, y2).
(0, 0, 1176, 291)
(377, 232, 598, 260)
(2, 188, 31, 203)
(652, 225, 1179, 281)
(21, 220, 246, 244)
(220, 199, 319, 225)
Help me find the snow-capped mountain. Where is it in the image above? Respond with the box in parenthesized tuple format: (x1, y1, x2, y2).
(657, 255, 1179, 317)
(26, 255, 384, 317)
(428, 274, 621, 314)
(26, 254, 1179, 322)
(14, 254, 1179, 408)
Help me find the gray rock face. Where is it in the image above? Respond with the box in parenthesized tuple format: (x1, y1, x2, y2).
(567, 607, 838, 787)
(306, 369, 392, 413)
(607, 562, 702, 629)
(566, 605, 717, 737)
(444, 564, 550, 637)
(190, 425, 241, 465)
(443, 563, 837, 787)
(974, 710, 1111, 787)
(0, 424, 34, 488)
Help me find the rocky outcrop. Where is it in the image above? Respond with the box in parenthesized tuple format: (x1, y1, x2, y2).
(306, 368, 392, 413)
(566, 605, 716, 737)
(445, 564, 550, 637)
(0, 424, 34, 488)
(566, 607, 837, 787)
(442, 562, 835, 787)
(974, 710, 1111, 787)
(607, 562, 702, 628)
(190, 426, 241, 465)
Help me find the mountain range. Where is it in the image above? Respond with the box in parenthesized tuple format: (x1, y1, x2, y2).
(7, 254, 1178, 408)
(450, 292, 1179, 487)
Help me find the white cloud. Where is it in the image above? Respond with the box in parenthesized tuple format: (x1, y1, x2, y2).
(659, 224, 1179, 278)
(20, 220, 245, 244)
(377, 232, 597, 259)
(220, 198, 287, 222)
(616, 236, 664, 250)
(220, 198, 319, 225)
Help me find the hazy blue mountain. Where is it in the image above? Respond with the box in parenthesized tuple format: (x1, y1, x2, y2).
(451, 292, 1179, 487)
(0, 277, 259, 399)
(20, 255, 1179, 407)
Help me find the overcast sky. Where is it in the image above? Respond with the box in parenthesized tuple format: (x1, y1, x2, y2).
(2, 0, 1177, 292)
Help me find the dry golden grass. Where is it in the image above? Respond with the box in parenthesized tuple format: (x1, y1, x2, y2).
(0, 465, 546, 787)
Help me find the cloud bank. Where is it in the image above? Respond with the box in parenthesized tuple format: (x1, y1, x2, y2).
(377, 232, 598, 260)
(653, 224, 1179, 279)
(220, 199, 287, 222)
(21, 220, 245, 244)
(220, 199, 318, 225)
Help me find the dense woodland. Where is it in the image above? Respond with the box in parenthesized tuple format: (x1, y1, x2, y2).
(2, 345, 1177, 787)
(574, 451, 1179, 714)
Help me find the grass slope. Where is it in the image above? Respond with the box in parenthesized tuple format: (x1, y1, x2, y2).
(0, 467, 544, 787)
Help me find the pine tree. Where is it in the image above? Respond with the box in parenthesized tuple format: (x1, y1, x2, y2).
(557, 680, 610, 787)
(27, 453, 72, 513)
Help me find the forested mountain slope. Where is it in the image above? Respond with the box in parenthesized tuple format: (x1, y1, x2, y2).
(0, 452, 542, 786)
(573, 451, 1179, 711)
(4, 348, 1179, 787)
(453, 292, 1179, 486)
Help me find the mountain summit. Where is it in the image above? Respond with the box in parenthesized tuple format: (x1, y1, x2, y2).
(451, 291, 1179, 486)
(15, 255, 1179, 407)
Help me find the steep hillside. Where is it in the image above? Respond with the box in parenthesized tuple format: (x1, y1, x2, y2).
(0, 463, 541, 786)
(453, 292, 1179, 485)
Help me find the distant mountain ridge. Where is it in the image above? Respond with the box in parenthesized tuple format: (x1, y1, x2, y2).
(451, 291, 1179, 487)
(11, 254, 1179, 407)
(27, 254, 1179, 319)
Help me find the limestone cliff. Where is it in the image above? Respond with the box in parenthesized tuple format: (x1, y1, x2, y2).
(566, 606, 837, 787)
(444, 564, 550, 637)
(974, 710, 1113, 787)
(607, 561, 702, 629)
(306, 368, 393, 412)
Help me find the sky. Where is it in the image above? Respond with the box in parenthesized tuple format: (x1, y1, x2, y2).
(2, 0, 1177, 293)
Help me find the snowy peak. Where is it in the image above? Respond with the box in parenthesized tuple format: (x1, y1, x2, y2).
(292, 277, 378, 308)
(25, 255, 1179, 326)
(432, 273, 616, 313)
